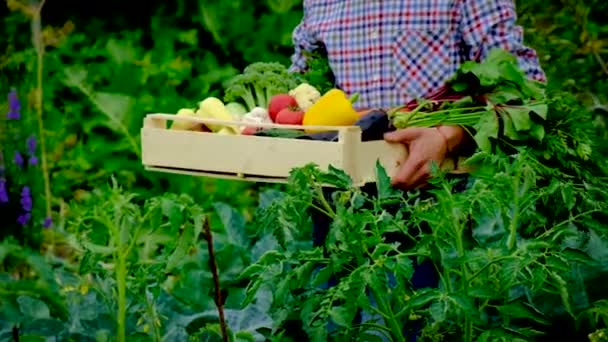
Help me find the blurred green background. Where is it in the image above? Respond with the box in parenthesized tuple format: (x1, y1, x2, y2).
(1, 0, 606, 210)
(1, 0, 608, 341)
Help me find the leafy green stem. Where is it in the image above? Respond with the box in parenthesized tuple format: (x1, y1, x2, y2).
(106, 214, 127, 342)
(31, 0, 52, 218)
(369, 286, 406, 342)
(467, 256, 513, 283)
(314, 183, 336, 219)
(507, 167, 524, 251)
(351, 322, 394, 340)
(115, 250, 128, 342)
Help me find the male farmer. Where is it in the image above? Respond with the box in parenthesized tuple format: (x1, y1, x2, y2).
(289, 0, 546, 190)
(287, 0, 546, 338)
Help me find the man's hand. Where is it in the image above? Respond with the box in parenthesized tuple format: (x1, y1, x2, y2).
(383, 126, 466, 190)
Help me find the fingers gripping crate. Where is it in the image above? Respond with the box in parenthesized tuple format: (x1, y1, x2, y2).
(140, 114, 407, 187)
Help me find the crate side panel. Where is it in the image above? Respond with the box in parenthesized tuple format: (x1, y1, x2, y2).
(141, 128, 344, 177)
(355, 141, 407, 184)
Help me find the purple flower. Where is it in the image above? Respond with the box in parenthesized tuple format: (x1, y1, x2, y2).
(7, 89, 20, 120)
(17, 213, 31, 226)
(0, 179, 8, 203)
(26, 136, 36, 154)
(28, 156, 38, 166)
(14, 151, 24, 168)
(43, 216, 52, 228)
(20, 186, 32, 211)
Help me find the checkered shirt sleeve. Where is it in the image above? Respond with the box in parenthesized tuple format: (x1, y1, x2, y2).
(289, 0, 546, 110)
(460, 0, 546, 83)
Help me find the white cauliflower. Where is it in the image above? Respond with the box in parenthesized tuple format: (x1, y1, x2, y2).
(288, 83, 321, 112)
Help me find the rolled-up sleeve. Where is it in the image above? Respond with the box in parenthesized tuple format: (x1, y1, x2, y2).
(289, 2, 320, 74)
(460, 0, 547, 82)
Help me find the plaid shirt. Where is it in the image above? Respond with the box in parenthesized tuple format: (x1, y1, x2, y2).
(289, 0, 546, 110)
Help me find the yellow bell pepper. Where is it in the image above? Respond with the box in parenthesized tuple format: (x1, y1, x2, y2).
(302, 88, 359, 133)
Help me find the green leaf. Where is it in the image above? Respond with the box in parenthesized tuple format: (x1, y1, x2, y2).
(586, 230, 608, 264)
(329, 306, 356, 327)
(473, 209, 507, 246)
(528, 122, 545, 141)
(499, 110, 521, 141)
(473, 111, 499, 153)
(106, 38, 137, 64)
(497, 302, 550, 325)
(429, 301, 447, 323)
(528, 102, 548, 120)
(214, 202, 248, 247)
(312, 265, 334, 287)
(91, 92, 135, 132)
(319, 165, 352, 189)
(561, 183, 575, 211)
(375, 160, 400, 200)
(161, 197, 184, 231)
(503, 106, 533, 131)
(17, 296, 50, 320)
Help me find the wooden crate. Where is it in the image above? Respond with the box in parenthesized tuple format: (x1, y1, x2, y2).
(141, 113, 407, 187)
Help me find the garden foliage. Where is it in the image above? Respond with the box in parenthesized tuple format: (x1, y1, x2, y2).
(1, 0, 608, 341)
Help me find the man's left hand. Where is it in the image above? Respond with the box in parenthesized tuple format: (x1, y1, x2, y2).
(383, 126, 465, 190)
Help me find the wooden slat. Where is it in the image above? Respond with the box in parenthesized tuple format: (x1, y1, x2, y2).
(142, 127, 344, 178)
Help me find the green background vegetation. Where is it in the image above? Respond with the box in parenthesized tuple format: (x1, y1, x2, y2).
(1, 0, 607, 341)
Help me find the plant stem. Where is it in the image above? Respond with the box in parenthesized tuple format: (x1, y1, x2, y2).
(32, 0, 52, 218)
(203, 217, 229, 342)
(314, 183, 336, 219)
(369, 286, 406, 342)
(507, 167, 523, 251)
(115, 252, 127, 342)
(442, 182, 473, 342)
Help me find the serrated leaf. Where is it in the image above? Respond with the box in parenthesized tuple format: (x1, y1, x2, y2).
(319, 164, 352, 189)
(497, 302, 550, 325)
(161, 197, 184, 231)
(375, 160, 400, 200)
(473, 111, 499, 152)
(561, 184, 575, 211)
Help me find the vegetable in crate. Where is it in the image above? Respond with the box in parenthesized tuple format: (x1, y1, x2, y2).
(288, 83, 321, 112)
(268, 94, 298, 122)
(275, 107, 304, 125)
(225, 102, 248, 117)
(241, 107, 272, 135)
(223, 61, 298, 112)
(302, 88, 360, 132)
(196, 97, 238, 134)
(170, 108, 198, 131)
